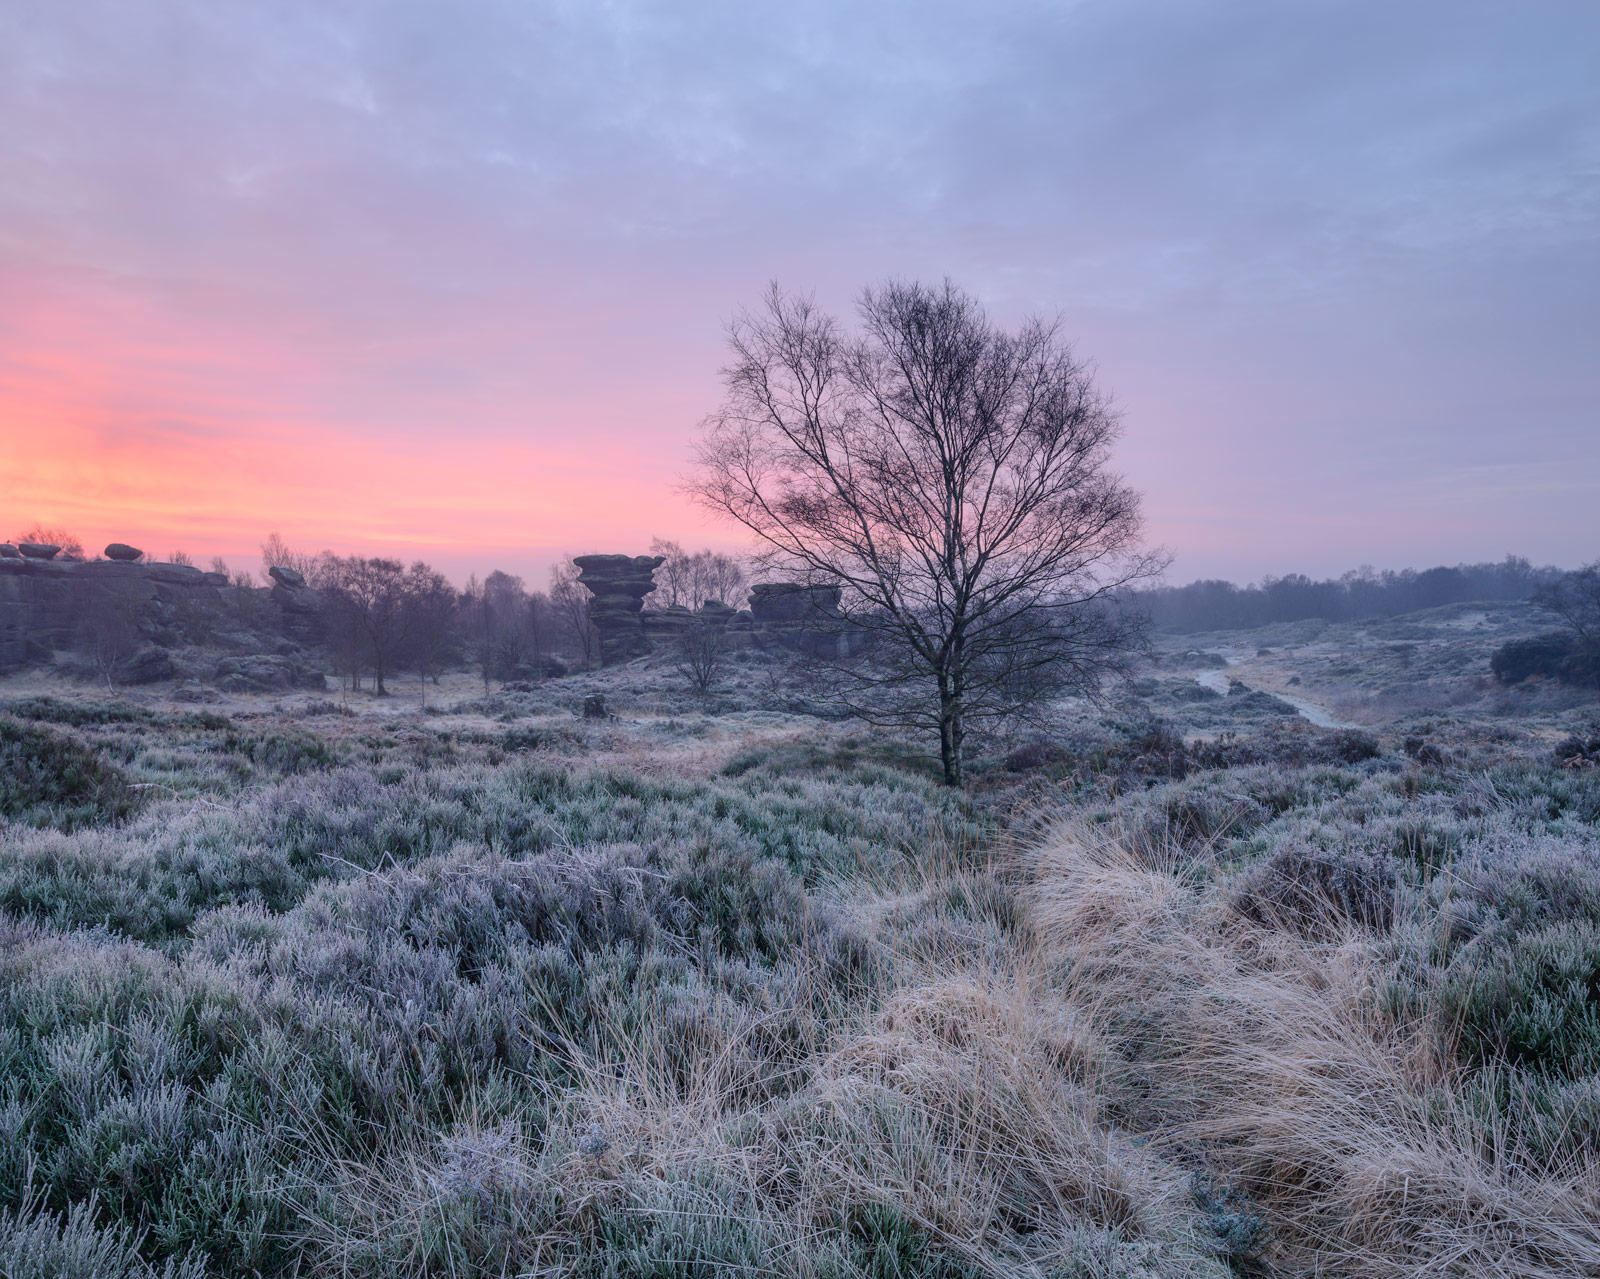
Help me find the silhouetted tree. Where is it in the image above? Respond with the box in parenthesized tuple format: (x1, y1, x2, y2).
(648, 539, 747, 610)
(404, 563, 458, 704)
(320, 556, 452, 696)
(549, 558, 598, 669)
(690, 279, 1161, 785)
(675, 618, 727, 694)
(1535, 561, 1600, 641)
(12, 524, 84, 558)
(259, 532, 328, 586)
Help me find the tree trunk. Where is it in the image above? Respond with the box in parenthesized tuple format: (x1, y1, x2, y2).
(937, 677, 964, 787)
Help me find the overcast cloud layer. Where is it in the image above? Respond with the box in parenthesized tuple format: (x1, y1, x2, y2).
(1, 0, 1595, 583)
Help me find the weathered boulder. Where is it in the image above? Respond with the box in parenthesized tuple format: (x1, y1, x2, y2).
(122, 645, 177, 684)
(269, 573, 325, 645)
(573, 554, 664, 665)
(18, 543, 59, 560)
(748, 583, 859, 657)
(146, 562, 204, 584)
(0, 544, 20, 558)
(215, 654, 326, 693)
(104, 543, 144, 562)
(750, 583, 843, 623)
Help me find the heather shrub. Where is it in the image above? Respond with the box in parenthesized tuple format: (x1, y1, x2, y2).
(0, 717, 143, 830)
(1232, 842, 1399, 939)
(0, 1192, 204, 1279)
(1491, 632, 1577, 684)
(1442, 919, 1600, 1074)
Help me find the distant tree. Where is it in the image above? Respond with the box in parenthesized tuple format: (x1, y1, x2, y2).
(526, 589, 554, 679)
(675, 618, 727, 694)
(319, 556, 446, 696)
(403, 563, 458, 704)
(549, 558, 599, 669)
(168, 551, 194, 567)
(77, 590, 141, 689)
(1534, 561, 1600, 642)
(461, 575, 496, 692)
(649, 539, 691, 609)
(12, 524, 84, 558)
(690, 279, 1161, 785)
(648, 538, 746, 611)
(259, 532, 327, 586)
(1527, 560, 1600, 687)
(482, 571, 530, 678)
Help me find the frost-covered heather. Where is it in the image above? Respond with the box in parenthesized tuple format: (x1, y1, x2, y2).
(1, 661, 1597, 1277)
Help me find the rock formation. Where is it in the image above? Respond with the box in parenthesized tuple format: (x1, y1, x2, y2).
(267, 566, 326, 645)
(0, 553, 327, 678)
(18, 543, 60, 560)
(104, 543, 144, 562)
(748, 583, 861, 656)
(573, 554, 665, 665)
(576, 554, 862, 665)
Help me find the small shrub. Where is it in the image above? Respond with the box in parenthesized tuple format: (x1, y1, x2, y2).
(1491, 633, 1575, 685)
(1324, 729, 1381, 764)
(0, 718, 143, 830)
(1233, 843, 1398, 939)
(1445, 920, 1600, 1075)
(1190, 1172, 1269, 1271)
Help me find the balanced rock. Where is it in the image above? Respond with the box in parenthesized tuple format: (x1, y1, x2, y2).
(104, 543, 144, 562)
(268, 565, 306, 588)
(122, 645, 177, 685)
(18, 543, 60, 560)
(573, 554, 665, 666)
(0, 544, 18, 558)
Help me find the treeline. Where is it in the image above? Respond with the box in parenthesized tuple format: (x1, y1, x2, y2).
(1139, 556, 1563, 633)
(260, 534, 746, 696)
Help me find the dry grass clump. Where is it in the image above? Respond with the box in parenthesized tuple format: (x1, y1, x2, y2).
(1026, 821, 1600, 1278)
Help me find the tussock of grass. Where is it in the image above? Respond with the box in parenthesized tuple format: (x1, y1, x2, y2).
(1027, 821, 1600, 1277)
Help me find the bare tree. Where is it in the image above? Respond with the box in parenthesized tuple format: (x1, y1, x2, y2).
(78, 590, 141, 689)
(259, 532, 328, 586)
(690, 279, 1163, 785)
(319, 556, 441, 696)
(1535, 561, 1600, 642)
(13, 524, 84, 558)
(404, 563, 458, 704)
(647, 538, 747, 611)
(549, 558, 599, 669)
(649, 538, 691, 609)
(675, 618, 727, 695)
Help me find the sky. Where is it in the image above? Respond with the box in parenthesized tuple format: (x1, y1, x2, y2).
(1, 0, 1596, 588)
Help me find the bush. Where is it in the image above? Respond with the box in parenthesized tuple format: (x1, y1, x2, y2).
(1491, 632, 1576, 685)
(0, 718, 143, 830)
(1444, 920, 1600, 1075)
(1233, 843, 1398, 939)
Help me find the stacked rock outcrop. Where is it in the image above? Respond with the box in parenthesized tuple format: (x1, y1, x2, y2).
(749, 583, 860, 657)
(104, 543, 144, 562)
(267, 566, 326, 645)
(575, 554, 862, 665)
(573, 554, 665, 665)
(0, 552, 327, 677)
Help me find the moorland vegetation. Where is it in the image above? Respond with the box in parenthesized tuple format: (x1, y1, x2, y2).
(1, 588, 1597, 1278)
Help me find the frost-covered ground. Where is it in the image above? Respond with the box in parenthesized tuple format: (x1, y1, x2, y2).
(1, 603, 1597, 1278)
